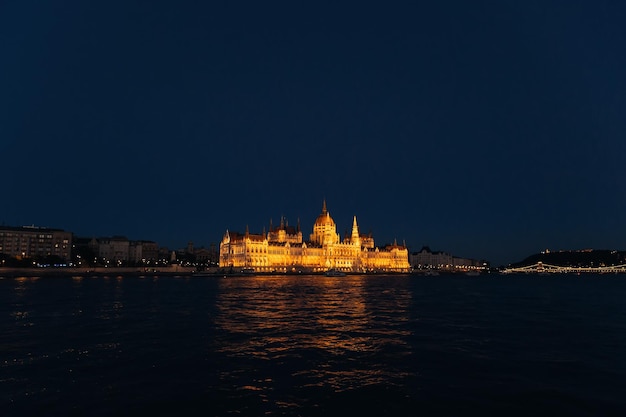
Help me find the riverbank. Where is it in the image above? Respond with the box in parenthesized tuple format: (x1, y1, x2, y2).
(0, 267, 417, 278)
(0, 266, 197, 278)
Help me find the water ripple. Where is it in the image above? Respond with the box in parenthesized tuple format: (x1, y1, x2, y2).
(1, 274, 626, 416)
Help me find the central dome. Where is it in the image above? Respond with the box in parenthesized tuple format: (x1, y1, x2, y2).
(314, 199, 335, 226)
(310, 199, 340, 246)
(314, 211, 335, 226)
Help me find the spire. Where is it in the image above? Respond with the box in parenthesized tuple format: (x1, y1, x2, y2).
(280, 215, 285, 229)
(351, 215, 360, 245)
(245, 225, 249, 236)
(322, 199, 327, 215)
(296, 217, 301, 232)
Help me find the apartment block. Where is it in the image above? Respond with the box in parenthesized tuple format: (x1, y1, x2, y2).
(0, 225, 72, 261)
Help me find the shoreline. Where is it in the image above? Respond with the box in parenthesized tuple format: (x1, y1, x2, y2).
(0, 266, 197, 278)
(1, 267, 416, 278)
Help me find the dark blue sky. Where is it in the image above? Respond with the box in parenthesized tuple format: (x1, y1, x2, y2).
(2, 1, 625, 265)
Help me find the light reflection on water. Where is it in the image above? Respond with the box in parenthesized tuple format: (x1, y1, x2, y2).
(215, 275, 413, 395)
(11, 278, 35, 329)
(2, 274, 626, 416)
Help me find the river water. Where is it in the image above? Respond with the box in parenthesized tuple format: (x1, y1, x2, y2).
(2, 273, 625, 416)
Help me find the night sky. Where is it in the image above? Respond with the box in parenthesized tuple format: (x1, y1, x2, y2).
(2, 1, 625, 266)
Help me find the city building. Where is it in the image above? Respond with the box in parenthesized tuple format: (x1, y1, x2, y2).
(219, 201, 411, 273)
(193, 244, 219, 265)
(91, 236, 130, 264)
(410, 246, 486, 271)
(129, 240, 159, 264)
(410, 246, 452, 269)
(0, 225, 72, 262)
(86, 236, 159, 266)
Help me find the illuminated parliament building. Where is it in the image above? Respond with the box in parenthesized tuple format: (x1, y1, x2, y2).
(219, 201, 410, 273)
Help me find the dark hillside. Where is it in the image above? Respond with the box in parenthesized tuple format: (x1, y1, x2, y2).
(512, 250, 626, 267)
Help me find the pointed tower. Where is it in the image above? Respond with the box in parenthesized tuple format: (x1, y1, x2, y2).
(351, 216, 361, 247)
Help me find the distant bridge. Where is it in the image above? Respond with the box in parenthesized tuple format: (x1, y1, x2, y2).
(502, 262, 626, 274)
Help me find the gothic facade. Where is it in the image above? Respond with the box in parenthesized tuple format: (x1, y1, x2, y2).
(219, 201, 410, 273)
